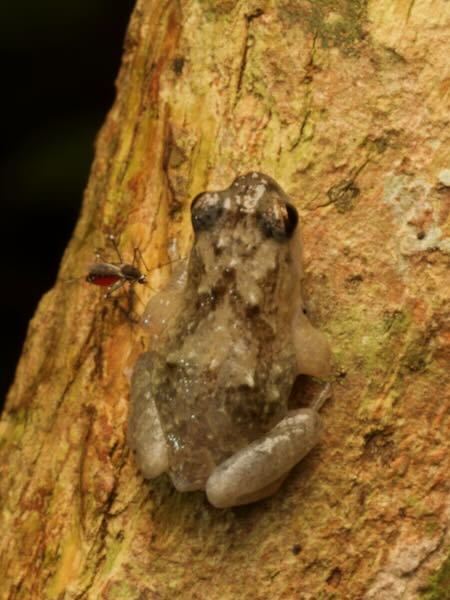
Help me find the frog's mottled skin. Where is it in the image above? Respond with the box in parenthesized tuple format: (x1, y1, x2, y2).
(128, 172, 331, 508)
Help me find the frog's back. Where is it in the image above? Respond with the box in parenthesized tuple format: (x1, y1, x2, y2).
(152, 300, 297, 490)
(149, 172, 302, 490)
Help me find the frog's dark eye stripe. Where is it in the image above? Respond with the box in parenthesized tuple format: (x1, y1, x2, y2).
(191, 193, 224, 233)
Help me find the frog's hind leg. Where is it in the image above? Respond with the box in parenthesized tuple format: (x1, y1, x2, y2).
(128, 352, 169, 479)
(206, 408, 321, 508)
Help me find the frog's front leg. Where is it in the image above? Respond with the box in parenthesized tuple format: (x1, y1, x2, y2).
(128, 352, 169, 478)
(205, 401, 326, 509)
(293, 309, 332, 378)
(142, 260, 188, 342)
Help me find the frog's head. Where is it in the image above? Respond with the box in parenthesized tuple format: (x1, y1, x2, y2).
(191, 172, 298, 243)
(189, 172, 302, 310)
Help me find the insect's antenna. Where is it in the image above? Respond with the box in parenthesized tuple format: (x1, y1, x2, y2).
(134, 251, 187, 275)
(162, 256, 185, 267)
(150, 256, 187, 272)
(108, 234, 123, 263)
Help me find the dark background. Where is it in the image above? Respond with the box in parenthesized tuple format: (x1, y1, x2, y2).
(0, 1, 135, 409)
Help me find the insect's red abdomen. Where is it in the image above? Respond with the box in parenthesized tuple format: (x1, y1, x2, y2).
(88, 275, 121, 287)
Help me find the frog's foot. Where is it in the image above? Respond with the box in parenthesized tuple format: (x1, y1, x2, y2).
(205, 408, 321, 508)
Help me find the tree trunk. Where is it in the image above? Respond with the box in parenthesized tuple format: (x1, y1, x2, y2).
(1, 1, 449, 598)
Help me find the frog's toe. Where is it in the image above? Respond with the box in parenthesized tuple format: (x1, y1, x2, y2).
(133, 442, 168, 479)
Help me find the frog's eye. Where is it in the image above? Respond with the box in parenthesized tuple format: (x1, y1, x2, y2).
(284, 203, 299, 236)
(257, 201, 298, 240)
(191, 193, 224, 233)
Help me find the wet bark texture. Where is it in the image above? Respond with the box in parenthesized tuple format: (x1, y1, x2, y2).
(1, 1, 449, 598)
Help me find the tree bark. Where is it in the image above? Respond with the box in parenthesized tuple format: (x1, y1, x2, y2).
(1, 1, 449, 598)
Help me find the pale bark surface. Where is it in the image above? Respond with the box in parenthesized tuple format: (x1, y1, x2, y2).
(1, 1, 449, 599)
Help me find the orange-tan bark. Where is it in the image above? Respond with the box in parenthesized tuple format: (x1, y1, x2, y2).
(1, 1, 449, 599)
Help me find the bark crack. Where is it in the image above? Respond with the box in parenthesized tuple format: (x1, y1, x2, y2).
(235, 8, 264, 103)
(406, 0, 416, 22)
(72, 480, 120, 600)
(288, 33, 318, 152)
(289, 110, 311, 152)
(312, 158, 370, 211)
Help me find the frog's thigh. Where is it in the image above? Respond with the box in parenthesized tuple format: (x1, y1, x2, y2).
(206, 409, 320, 508)
(128, 352, 169, 479)
(293, 313, 331, 378)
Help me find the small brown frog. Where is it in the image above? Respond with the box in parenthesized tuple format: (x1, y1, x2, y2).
(128, 172, 331, 508)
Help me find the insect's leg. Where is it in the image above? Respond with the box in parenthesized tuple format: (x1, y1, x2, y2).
(126, 283, 137, 317)
(108, 234, 124, 263)
(94, 248, 107, 262)
(134, 246, 149, 272)
(105, 279, 126, 298)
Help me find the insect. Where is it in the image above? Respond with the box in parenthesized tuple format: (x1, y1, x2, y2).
(86, 234, 148, 298)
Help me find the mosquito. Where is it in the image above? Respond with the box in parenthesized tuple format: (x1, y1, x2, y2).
(86, 234, 148, 298)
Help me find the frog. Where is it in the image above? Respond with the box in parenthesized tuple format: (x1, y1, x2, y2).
(128, 172, 331, 508)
